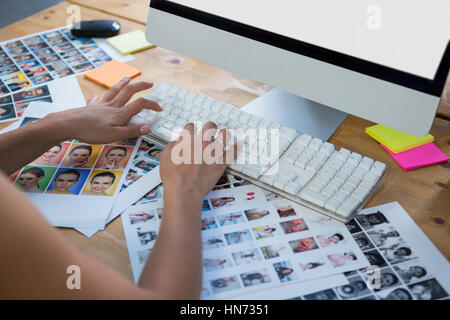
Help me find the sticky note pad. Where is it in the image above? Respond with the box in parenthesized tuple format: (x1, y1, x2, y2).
(366, 124, 434, 154)
(382, 143, 449, 171)
(107, 30, 155, 55)
(84, 60, 141, 88)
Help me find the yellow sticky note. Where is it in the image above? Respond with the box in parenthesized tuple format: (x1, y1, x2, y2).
(365, 124, 434, 154)
(107, 30, 155, 55)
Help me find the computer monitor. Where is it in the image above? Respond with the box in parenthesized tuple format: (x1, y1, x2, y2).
(146, 0, 450, 137)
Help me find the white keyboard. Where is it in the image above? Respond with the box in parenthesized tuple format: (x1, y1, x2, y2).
(131, 82, 386, 223)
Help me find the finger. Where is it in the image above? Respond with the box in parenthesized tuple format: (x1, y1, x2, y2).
(117, 123, 150, 140)
(120, 97, 164, 121)
(201, 122, 217, 144)
(183, 122, 196, 136)
(212, 128, 231, 152)
(101, 76, 131, 103)
(224, 140, 243, 164)
(110, 81, 155, 107)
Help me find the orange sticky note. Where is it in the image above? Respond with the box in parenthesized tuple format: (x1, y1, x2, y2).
(84, 60, 141, 88)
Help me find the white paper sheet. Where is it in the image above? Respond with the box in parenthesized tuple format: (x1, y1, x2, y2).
(9, 101, 141, 230)
(76, 140, 162, 237)
(121, 183, 369, 299)
(282, 202, 450, 300)
(0, 76, 86, 132)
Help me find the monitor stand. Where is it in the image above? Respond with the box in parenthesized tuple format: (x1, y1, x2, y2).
(241, 88, 348, 141)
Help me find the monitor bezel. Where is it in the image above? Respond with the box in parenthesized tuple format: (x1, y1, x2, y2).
(150, 0, 449, 98)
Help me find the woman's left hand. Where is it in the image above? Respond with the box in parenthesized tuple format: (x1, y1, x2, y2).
(47, 76, 162, 144)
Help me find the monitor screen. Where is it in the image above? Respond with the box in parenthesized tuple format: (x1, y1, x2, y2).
(169, 0, 449, 81)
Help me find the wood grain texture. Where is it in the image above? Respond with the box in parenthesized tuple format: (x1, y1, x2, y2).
(0, 2, 448, 283)
(68, 0, 150, 25)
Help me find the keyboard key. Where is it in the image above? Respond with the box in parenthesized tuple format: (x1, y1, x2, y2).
(336, 148, 351, 161)
(284, 181, 302, 195)
(309, 138, 323, 152)
(297, 134, 312, 147)
(321, 186, 337, 197)
(340, 184, 354, 196)
(284, 152, 298, 164)
(319, 142, 335, 157)
(300, 189, 329, 207)
(274, 177, 289, 190)
(341, 162, 356, 174)
(359, 157, 374, 171)
(309, 181, 324, 192)
(325, 198, 342, 212)
(336, 198, 361, 217)
(306, 160, 322, 173)
(294, 156, 309, 169)
(347, 152, 362, 167)
(371, 161, 386, 176)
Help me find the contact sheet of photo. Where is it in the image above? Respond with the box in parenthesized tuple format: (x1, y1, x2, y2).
(121, 182, 369, 300)
(10, 107, 142, 229)
(287, 202, 450, 300)
(0, 27, 112, 98)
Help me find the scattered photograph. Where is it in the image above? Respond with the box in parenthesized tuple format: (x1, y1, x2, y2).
(335, 276, 371, 299)
(231, 248, 262, 266)
(209, 275, 241, 294)
(393, 259, 429, 284)
(45, 168, 90, 195)
(327, 252, 358, 268)
(362, 249, 388, 269)
(366, 226, 402, 247)
(30, 142, 70, 166)
(353, 232, 375, 251)
(378, 242, 415, 264)
(280, 218, 308, 234)
(316, 232, 346, 247)
(260, 243, 290, 259)
(224, 229, 252, 245)
(355, 211, 389, 230)
(201, 217, 218, 230)
(0, 103, 16, 121)
(408, 279, 448, 300)
(273, 260, 297, 283)
(81, 170, 123, 197)
(303, 289, 339, 300)
(129, 211, 157, 225)
(240, 269, 271, 287)
(289, 237, 319, 253)
(346, 219, 362, 234)
(244, 208, 270, 221)
(210, 196, 236, 208)
(377, 287, 413, 300)
(252, 224, 279, 239)
(137, 227, 157, 246)
(217, 211, 246, 226)
(15, 165, 57, 193)
(203, 255, 232, 272)
(202, 235, 225, 249)
(274, 202, 297, 218)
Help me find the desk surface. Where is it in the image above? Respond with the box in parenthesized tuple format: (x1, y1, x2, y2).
(0, 1, 448, 282)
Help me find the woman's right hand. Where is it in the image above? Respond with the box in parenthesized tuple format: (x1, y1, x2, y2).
(159, 122, 240, 203)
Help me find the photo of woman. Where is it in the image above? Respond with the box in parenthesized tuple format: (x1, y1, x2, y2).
(210, 196, 235, 208)
(46, 169, 81, 195)
(16, 167, 45, 193)
(327, 252, 358, 267)
(31, 143, 67, 166)
(244, 208, 270, 221)
(82, 171, 119, 196)
(62, 144, 101, 168)
(0, 104, 16, 121)
(95, 145, 133, 170)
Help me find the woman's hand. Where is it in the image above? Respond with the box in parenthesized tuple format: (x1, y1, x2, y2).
(159, 122, 240, 203)
(47, 76, 162, 144)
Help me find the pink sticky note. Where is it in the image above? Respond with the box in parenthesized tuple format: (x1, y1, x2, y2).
(382, 142, 449, 171)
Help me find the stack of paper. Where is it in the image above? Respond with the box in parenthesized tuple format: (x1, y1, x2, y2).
(366, 124, 449, 171)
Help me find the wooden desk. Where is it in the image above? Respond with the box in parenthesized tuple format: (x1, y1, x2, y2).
(0, 2, 448, 282)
